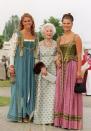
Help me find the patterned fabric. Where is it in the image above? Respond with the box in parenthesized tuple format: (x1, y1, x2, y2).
(34, 40, 56, 124)
(59, 43, 77, 62)
(7, 39, 36, 122)
(54, 42, 83, 129)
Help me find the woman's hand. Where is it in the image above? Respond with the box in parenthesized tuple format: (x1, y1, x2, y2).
(41, 67, 47, 76)
(56, 60, 61, 68)
(76, 71, 82, 79)
(9, 65, 15, 76)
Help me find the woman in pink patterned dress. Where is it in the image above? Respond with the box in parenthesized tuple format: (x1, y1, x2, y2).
(54, 13, 83, 129)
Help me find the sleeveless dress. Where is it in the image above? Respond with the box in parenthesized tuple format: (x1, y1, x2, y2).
(54, 40, 83, 129)
(34, 40, 56, 124)
(7, 39, 36, 121)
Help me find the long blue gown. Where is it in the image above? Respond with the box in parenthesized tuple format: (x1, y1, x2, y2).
(7, 40, 36, 121)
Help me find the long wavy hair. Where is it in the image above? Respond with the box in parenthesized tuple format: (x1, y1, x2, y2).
(20, 13, 35, 36)
(17, 13, 36, 56)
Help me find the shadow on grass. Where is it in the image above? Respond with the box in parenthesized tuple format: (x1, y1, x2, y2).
(0, 96, 10, 106)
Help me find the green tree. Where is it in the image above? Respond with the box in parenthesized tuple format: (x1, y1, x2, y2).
(0, 35, 4, 49)
(38, 16, 63, 41)
(3, 15, 20, 41)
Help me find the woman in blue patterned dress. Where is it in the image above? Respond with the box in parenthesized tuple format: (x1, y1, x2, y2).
(7, 13, 37, 122)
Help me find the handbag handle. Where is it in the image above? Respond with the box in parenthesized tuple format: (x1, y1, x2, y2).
(76, 70, 88, 83)
(76, 78, 83, 83)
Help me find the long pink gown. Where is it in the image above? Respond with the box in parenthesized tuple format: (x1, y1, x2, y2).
(54, 41, 83, 129)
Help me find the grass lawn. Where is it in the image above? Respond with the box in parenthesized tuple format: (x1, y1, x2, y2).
(0, 96, 10, 106)
(0, 80, 11, 87)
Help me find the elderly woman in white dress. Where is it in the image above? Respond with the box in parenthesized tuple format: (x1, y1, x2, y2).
(34, 23, 57, 124)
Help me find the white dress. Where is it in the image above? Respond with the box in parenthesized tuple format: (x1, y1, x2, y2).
(81, 61, 91, 95)
(34, 40, 56, 124)
(86, 70, 91, 95)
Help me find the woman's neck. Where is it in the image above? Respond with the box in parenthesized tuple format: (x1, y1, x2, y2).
(23, 29, 32, 35)
(44, 38, 53, 47)
(64, 30, 72, 35)
(44, 38, 52, 43)
(21, 29, 35, 40)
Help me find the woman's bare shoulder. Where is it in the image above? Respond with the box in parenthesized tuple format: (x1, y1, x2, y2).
(74, 34, 81, 40)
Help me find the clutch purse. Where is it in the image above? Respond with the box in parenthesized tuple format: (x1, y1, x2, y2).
(74, 70, 87, 93)
(74, 81, 86, 93)
(33, 61, 45, 74)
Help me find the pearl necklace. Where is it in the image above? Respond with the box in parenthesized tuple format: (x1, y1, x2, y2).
(44, 39, 53, 47)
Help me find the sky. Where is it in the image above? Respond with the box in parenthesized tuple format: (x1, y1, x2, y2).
(0, 0, 91, 44)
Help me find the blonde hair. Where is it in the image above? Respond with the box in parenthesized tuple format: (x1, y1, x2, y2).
(20, 13, 35, 36)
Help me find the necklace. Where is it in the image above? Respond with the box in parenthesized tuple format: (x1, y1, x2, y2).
(63, 32, 74, 44)
(22, 30, 34, 40)
(44, 39, 53, 47)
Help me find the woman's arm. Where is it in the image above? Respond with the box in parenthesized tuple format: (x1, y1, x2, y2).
(54, 37, 62, 68)
(9, 33, 18, 65)
(54, 45, 61, 68)
(75, 34, 82, 78)
(9, 33, 18, 74)
(54, 53, 61, 68)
